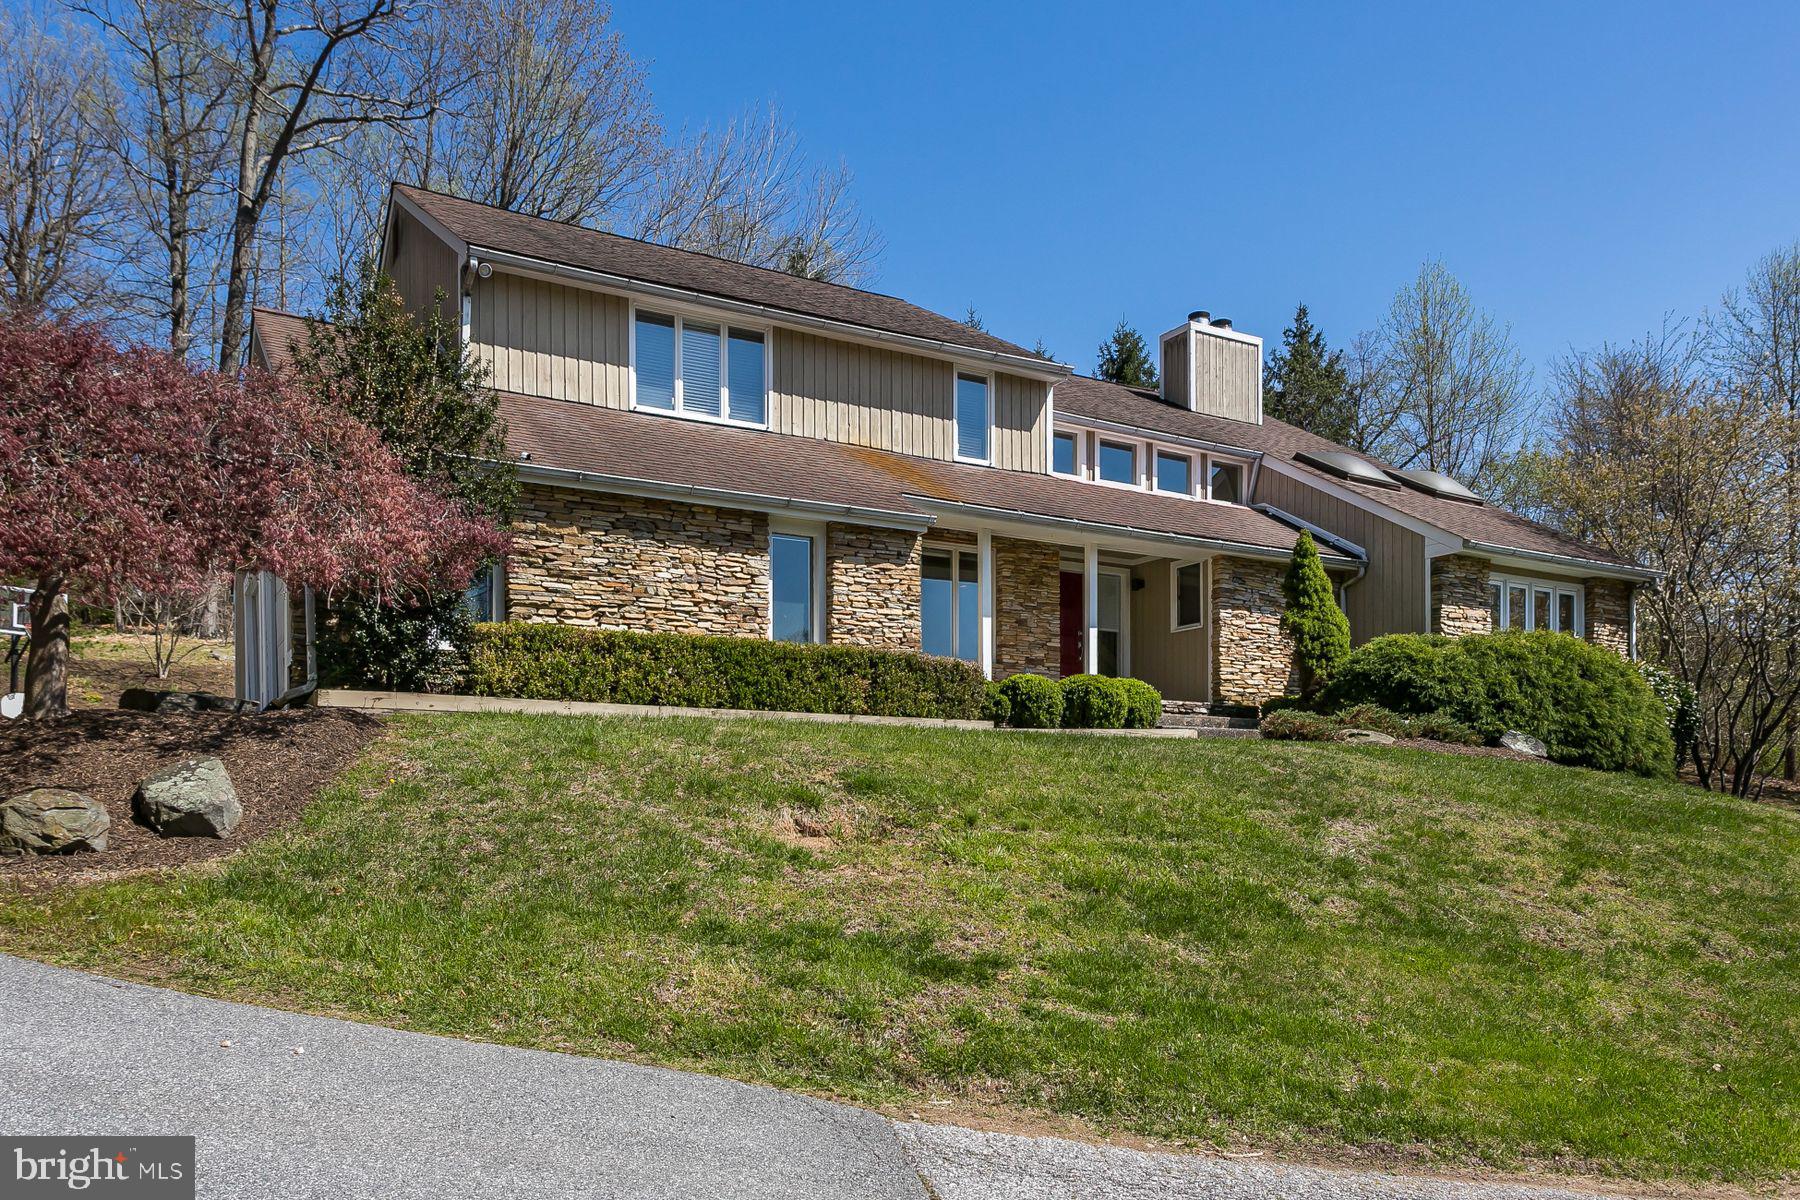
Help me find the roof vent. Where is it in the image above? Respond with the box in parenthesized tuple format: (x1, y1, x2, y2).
(1211, 316, 1232, 329)
(1385, 467, 1484, 504)
(1188, 310, 1210, 324)
(1295, 449, 1399, 488)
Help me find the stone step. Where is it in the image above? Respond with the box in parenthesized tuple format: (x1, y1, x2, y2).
(1159, 713, 1260, 730)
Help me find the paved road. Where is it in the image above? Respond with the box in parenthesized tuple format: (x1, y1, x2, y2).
(0, 956, 1627, 1199)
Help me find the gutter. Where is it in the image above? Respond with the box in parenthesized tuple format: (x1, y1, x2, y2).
(904, 495, 1360, 568)
(513, 461, 935, 532)
(1462, 539, 1662, 583)
(469, 246, 1073, 383)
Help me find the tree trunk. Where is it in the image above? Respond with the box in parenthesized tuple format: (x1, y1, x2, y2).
(24, 575, 70, 721)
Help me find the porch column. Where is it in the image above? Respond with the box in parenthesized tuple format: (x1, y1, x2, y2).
(977, 529, 995, 679)
(1083, 542, 1100, 675)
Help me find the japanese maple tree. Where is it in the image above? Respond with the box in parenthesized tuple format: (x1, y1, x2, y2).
(0, 316, 509, 719)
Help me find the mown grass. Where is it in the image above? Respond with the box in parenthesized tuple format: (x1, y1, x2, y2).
(2, 714, 1795, 1183)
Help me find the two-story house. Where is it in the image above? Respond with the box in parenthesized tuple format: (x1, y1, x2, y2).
(242, 183, 1654, 709)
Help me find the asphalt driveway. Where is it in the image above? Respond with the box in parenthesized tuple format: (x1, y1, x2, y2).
(0, 955, 1619, 1199)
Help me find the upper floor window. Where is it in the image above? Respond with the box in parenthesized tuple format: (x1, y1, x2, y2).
(1098, 440, 1136, 485)
(1208, 460, 1243, 504)
(1154, 450, 1191, 495)
(955, 372, 991, 462)
(1052, 430, 1078, 475)
(633, 306, 767, 425)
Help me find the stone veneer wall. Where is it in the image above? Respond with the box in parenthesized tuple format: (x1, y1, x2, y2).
(507, 485, 769, 633)
(1432, 554, 1494, 637)
(1211, 555, 1299, 705)
(993, 536, 1060, 678)
(1585, 579, 1632, 656)
(826, 523, 922, 650)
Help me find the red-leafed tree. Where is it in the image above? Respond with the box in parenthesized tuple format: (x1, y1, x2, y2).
(0, 316, 509, 719)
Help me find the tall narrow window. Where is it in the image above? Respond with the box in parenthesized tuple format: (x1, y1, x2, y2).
(1096, 573, 1124, 676)
(1098, 441, 1135, 484)
(1173, 561, 1204, 630)
(770, 534, 815, 643)
(1155, 451, 1191, 495)
(681, 321, 722, 417)
(1208, 460, 1243, 504)
(728, 329, 766, 424)
(1533, 588, 1552, 632)
(955, 372, 990, 461)
(1557, 591, 1577, 634)
(921, 547, 980, 662)
(1488, 582, 1504, 629)
(1052, 431, 1078, 475)
(1506, 584, 1528, 630)
(635, 312, 676, 410)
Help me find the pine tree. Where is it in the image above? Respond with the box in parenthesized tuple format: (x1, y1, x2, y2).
(963, 306, 986, 332)
(1095, 318, 1158, 388)
(1280, 530, 1351, 698)
(1264, 304, 1354, 443)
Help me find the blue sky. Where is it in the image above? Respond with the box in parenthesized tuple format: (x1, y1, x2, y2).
(617, 0, 1800, 390)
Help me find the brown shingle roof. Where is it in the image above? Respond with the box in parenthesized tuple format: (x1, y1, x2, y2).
(497, 391, 1320, 559)
(393, 184, 1055, 367)
(248, 307, 311, 373)
(1054, 374, 1646, 572)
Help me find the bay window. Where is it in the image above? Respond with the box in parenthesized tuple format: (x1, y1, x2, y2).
(632, 306, 767, 425)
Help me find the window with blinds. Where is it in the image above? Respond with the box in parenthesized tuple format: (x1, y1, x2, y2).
(632, 307, 768, 425)
(955, 371, 990, 462)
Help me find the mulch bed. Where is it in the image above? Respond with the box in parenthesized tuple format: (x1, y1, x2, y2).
(0, 707, 383, 888)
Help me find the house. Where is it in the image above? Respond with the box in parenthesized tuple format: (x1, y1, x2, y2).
(244, 183, 1653, 708)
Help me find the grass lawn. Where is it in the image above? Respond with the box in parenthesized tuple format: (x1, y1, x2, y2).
(2, 713, 1795, 1184)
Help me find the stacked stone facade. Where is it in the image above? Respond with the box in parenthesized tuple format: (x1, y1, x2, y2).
(825, 523, 922, 650)
(993, 537, 1060, 678)
(1431, 554, 1494, 637)
(1211, 555, 1299, 705)
(507, 486, 770, 633)
(1585, 579, 1632, 656)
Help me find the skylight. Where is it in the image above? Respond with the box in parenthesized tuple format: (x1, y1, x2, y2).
(1294, 450, 1398, 488)
(1385, 467, 1485, 504)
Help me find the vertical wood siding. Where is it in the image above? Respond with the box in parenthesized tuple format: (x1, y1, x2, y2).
(388, 210, 460, 320)
(1191, 330, 1260, 423)
(470, 271, 1050, 471)
(1160, 334, 1189, 408)
(1128, 559, 1210, 700)
(1253, 470, 1426, 641)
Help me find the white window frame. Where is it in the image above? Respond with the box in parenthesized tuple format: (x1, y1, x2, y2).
(1047, 422, 1251, 507)
(1051, 428, 1083, 477)
(1203, 455, 1248, 505)
(768, 520, 825, 644)
(1096, 565, 1132, 677)
(953, 369, 993, 465)
(1488, 573, 1583, 635)
(628, 299, 772, 429)
(1170, 558, 1207, 633)
(1094, 437, 1142, 489)
(1153, 448, 1194, 496)
(921, 541, 982, 663)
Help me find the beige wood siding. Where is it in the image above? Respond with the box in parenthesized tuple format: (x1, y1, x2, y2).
(1160, 333, 1190, 408)
(1253, 469, 1427, 642)
(1129, 559, 1210, 701)
(388, 209, 460, 320)
(1192, 329, 1260, 423)
(470, 270, 1050, 470)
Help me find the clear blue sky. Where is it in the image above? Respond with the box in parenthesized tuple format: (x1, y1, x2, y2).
(617, 0, 1800, 391)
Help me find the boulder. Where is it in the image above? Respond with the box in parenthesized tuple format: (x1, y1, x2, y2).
(132, 756, 241, 838)
(1339, 728, 1397, 745)
(1500, 730, 1549, 758)
(0, 788, 110, 855)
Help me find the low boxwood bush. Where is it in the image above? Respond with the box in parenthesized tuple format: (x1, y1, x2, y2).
(466, 623, 987, 719)
(1118, 678, 1163, 729)
(997, 673, 1063, 728)
(1319, 630, 1674, 776)
(982, 680, 1012, 725)
(1061, 674, 1130, 728)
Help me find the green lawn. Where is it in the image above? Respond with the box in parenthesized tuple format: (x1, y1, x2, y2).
(3, 714, 1796, 1183)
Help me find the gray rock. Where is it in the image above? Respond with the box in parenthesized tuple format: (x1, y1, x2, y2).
(1338, 728, 1397, 745)
(132, 756, 240, 838)
(1500, 730, 1548, 758)
(0, 789, 109, 855)
(153, 691, 202, 714)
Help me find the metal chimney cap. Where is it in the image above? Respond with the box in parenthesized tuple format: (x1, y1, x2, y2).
(1211, 316, 1233, 329)
(1187, 310, 1210, 324)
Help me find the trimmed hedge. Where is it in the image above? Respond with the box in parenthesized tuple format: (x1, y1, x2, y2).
(1060, 674, 1130, 728)
(1119, 678, 1164, 729)
(997, 673, 1063, 728)
(466, 623, 987, 719)
(982, 680, 1012, 725)
(1319, 631, 1674, 776)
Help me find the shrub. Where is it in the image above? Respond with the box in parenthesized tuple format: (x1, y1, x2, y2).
(1408, 711, 1483, 746)
(1260, 710, 1342, 741)
(1281, 530, 1351, 698)
(1061, 674, 1130, 728)
(1260, 694, 1307, 717)
(1118, 678, 1164, 729)
(1639, 663, 1700, 766)
(982, 680, 1012, 725)
(1320, 630, 1674, 776)
(997, 673, 1063, 728)
(466, 623, 987, 719)
(1332, 703, 1413, 738)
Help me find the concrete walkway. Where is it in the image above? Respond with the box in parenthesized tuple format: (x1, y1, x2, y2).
(0, 956, 1630, 1199)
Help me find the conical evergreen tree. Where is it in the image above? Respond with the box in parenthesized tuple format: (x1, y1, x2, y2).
(1280, 530, 1351, 698)
(1264, 304, 1354, 443)
(1095, 318, 1158, 388)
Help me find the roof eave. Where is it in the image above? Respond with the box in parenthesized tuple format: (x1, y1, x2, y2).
(1463, 540, 1662, 583)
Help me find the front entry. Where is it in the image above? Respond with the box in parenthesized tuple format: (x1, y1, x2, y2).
(1058, 568, 1128, 677)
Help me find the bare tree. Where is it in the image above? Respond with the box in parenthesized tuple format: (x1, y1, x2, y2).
(0, 13, 121, 316)
(1362, 260, 1529, 491)
(634, 106, 881, 284)
(213, 0, 427, 372)
(82, 0, 235, 357)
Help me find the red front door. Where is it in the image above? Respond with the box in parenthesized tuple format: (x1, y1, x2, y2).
(1059, 570, 1084, 677)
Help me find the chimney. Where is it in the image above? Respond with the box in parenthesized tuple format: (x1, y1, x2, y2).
(1159, 308, 1262, 423)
